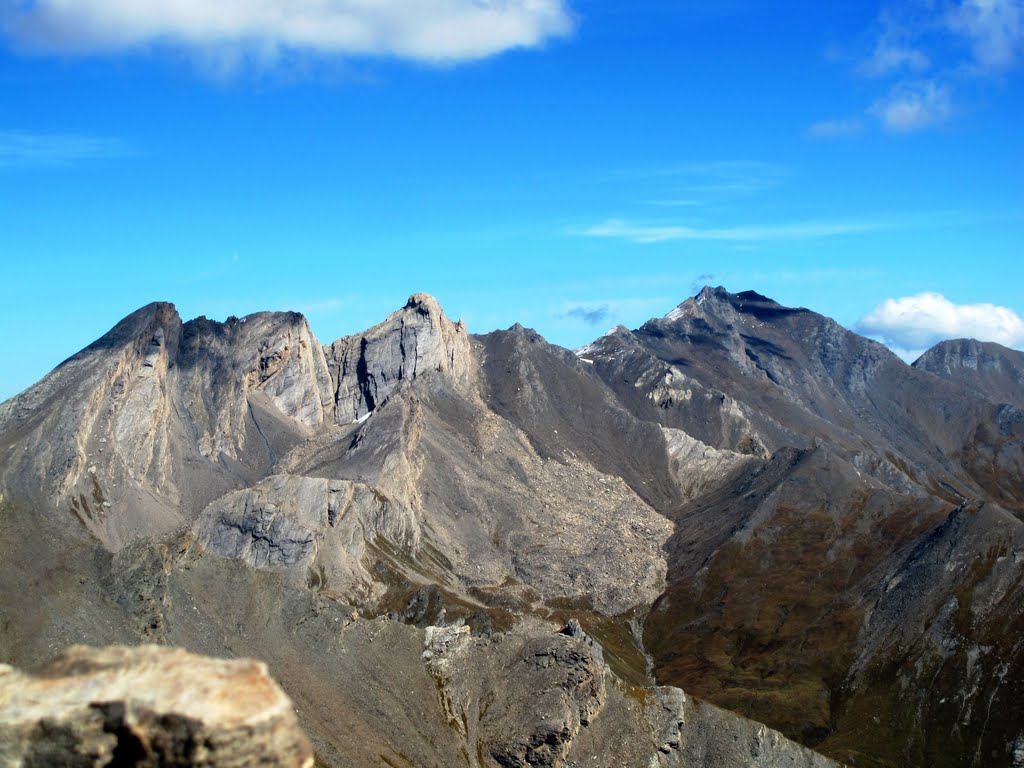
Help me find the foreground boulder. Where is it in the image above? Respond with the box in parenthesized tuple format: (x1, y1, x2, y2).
(0, 645, 313, 768)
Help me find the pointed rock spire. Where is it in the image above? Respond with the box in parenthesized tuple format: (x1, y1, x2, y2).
(326, 293, 472, 423)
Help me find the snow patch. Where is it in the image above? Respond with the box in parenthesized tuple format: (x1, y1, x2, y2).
(575, 327, 621, 357)
(664, 305, 688, 321)
(353, 411, 373, 425)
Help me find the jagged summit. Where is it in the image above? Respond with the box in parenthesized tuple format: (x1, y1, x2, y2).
(68, 301, 181, 363)
(661, 286, 809, 326)
(326, 291, 472, 422)
(404, 291, 445, 315)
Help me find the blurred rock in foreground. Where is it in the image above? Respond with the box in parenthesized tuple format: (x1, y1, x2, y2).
(0, 644, 313, 768)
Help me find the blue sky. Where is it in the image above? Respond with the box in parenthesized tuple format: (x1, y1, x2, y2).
(1, 0, 1022, 401)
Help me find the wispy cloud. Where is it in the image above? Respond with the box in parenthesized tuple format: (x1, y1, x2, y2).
(638, 198, 704, 208)
(808, 118, 864, 138)
(603, 161, 790, 202)
(858, 11, 931, 77)
(690, 272, 716, 293)
(557, 296, 676, 333)
(566, 304, 611, 326)
(573, 217, 886, 244)
(856, 292, 1024, 352)
(870, 81, 953, 133)
(815, 0, 1024, 135)
(0, 130, 131, 168)
(1, 0, 573, 66)
(948, 0, 1024, 74)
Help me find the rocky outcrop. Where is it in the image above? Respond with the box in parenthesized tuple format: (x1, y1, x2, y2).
(195, 474, 419, 604)
(662, 427, 759, 501)
(423, 618, 606, 768)
(421, 618, 839, 768)
(0, 304, 336, 549)
(914, 338, 1024, 409)
(0, 645, 313, 767)
(326, 293, 473, 423)
(668, 693, 839, 768)
(177, 311, 334, 460)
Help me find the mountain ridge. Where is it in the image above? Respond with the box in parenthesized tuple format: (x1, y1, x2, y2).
(2, 286, 1023, 768)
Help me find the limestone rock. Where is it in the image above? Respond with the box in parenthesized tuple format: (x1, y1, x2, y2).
(660, 691, 838, 768)
(0, 304, 335, 549)
(914, 338, 1024, 409)
(661, 426, 758, 501)
(423, 617, 607, 768)
(178, 311, 334, 460)
(195, 474, 419, 603)
(326, 293, 472, 423)
(0, 644, 313, 767)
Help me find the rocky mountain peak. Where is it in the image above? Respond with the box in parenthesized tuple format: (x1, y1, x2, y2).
(326, 293, 472, 423)
(914, 337, 1024, 408)
(75, 301, 182, 363)
(658, 287, 805, 333)
(915, 338, 1019, 374)
(404, 291, 445, 316)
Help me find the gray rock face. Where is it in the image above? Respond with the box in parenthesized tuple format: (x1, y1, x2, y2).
(914, 338, 1024, 409)
(661, 427, 757, 501)
(0, 645, 313, 768)
(177, 311, 334, 460)
(424, 619, 605, 768)
(0, 304, 334, 549)
(326, 292, 473, 423)
(669, 694, 839, 768)
(421, 618, 837, 768)
(195, 474, 419, 603)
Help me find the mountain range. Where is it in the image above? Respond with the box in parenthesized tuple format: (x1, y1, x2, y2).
(1, 287, 1022, 768)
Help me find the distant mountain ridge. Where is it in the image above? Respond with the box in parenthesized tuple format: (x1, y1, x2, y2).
(914, 337, 1024, 409)
(2, 287, 1023, 768)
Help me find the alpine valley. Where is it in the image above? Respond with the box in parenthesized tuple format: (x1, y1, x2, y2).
(2, 287, 1023, 768)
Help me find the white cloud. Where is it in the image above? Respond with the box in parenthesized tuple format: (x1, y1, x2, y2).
(856, 292, 1024, 351)
(860, 43, 930, 77)
(808, 118, 864, 138)
(870, 81, 953, 132)
(948, 0, 1024, 74)
(0, 131, 131, 167)
(575, 218, 884, 244)
(823, 0, 1022, 135)
(3, 0, 573, 64)
(859, 13, 931, 77)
